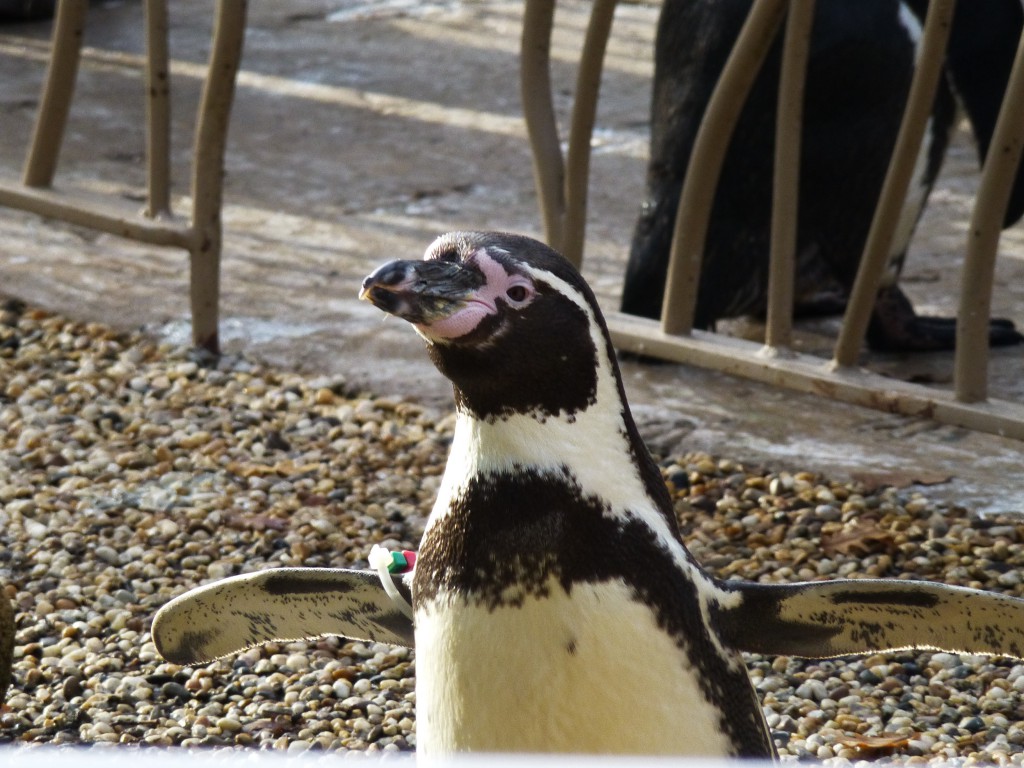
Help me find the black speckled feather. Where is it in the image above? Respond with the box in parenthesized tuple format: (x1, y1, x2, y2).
(151, 568, 413, 665)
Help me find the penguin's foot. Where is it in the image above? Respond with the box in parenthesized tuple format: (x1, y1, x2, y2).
(617, 348, 674, 365)
(867, 285, 1023, 351)
(792, 290, 848, 318)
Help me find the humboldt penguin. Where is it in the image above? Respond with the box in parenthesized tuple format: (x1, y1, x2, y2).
(622, 0, 1024, 351)
(153, 231, 1024, 757)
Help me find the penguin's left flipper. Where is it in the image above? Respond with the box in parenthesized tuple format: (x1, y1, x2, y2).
(868, 284, 1022, 352)
(151, 567, 414, 665)
(717, 578, 1024, 659)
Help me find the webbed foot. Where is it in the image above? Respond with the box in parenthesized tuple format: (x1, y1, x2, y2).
(867, 285, 1022, 351)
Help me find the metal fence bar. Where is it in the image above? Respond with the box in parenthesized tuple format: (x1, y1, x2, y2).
(832, 0, 956, 368)
(185, 0, 247, 353)
(144, 0, 172, 218)
(560, 0, 618, 268)
(764, 0, 815, 352)
(659, 0, 787, 336)
(0, 183, 192, 246)
(21, 0, 86, 187)
(955, 25, 1024, 403)
(0, 0, 247, 354)
(520, 0, 565, 253)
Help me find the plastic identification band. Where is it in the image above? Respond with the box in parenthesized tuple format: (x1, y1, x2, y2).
(368, 544, 416, 619)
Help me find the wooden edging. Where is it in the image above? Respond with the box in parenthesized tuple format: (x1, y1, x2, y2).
(608, 311, 1024, 441)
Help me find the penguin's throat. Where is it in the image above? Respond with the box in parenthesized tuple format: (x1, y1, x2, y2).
(448, 399, 638, 495)
(422, 398, 677, 557)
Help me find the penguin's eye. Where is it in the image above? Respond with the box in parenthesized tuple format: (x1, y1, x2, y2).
(506, 285, 530, 303)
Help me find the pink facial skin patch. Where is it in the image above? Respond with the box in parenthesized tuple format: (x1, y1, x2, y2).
(416, 249, 535, 341)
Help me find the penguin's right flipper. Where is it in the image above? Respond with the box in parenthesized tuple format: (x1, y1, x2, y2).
(151, 567, 414, 665)
(717, 578, 1024, 659)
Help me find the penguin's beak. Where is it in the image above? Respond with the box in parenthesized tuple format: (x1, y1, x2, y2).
(360, 259, 482, 326)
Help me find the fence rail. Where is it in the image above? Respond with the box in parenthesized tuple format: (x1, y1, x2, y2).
(0, 0, 247, 353)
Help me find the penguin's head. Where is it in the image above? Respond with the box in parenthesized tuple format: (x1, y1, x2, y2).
(360, 231, 612, 421)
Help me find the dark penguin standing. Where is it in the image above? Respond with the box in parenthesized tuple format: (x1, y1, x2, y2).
(622, 0, 1024, 351)
(153, 231, 1024, 757)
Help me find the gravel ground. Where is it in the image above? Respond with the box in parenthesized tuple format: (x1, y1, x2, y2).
(2, 298, 1024, 763)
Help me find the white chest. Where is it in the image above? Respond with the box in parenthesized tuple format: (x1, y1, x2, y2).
(413, 577, 738, 756)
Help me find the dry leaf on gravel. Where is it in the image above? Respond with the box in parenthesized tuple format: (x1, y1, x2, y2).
(822, 520, 898, 557)
(849, 470, 951, 491)
(833, 732, 916, 756)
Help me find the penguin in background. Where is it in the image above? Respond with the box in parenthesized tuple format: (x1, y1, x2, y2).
(622, 0, 1024, 351)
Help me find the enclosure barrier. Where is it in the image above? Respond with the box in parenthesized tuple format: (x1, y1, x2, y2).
(0, 0, 248, 354)
(521, 0, 1024, 440)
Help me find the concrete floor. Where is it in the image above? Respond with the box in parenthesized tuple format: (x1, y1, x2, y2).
(1, 0, 1023, 514)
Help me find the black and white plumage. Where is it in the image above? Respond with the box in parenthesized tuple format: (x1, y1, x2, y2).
(622, 0, 1024, 351)
(153, 231, 1024, 757)
(362, 231, 772, 755)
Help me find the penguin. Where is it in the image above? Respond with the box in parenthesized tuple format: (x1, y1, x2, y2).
(152, 231, 1024, 758)
(361, 230, 776, 755)
(622, 0, 1024, 351)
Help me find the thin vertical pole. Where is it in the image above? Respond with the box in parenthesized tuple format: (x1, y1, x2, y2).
(145, 0, 172, 217)
(832, 0, 955, 367)
(188, 0, 247, 353)
(521, 0, 565, 252)
(660, 0, 788, 335)
(561, 0, 619, 268)
(954, 25, 1024, 402)
(765, 0, 815, 351)
(23, 0, 88, 187)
